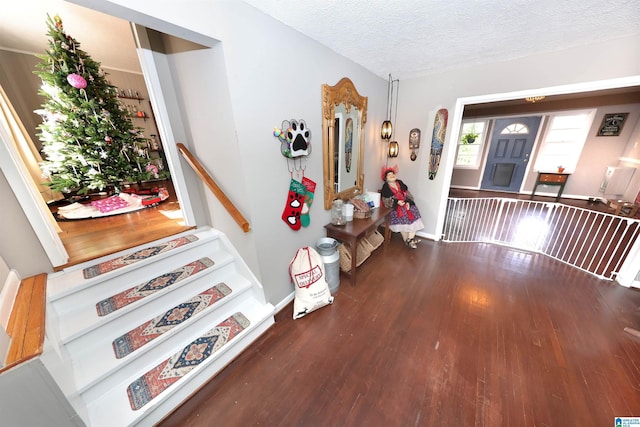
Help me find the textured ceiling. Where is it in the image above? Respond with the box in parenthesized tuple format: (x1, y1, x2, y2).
(2, 1, 638, 82)
(242, 0, 640, 80)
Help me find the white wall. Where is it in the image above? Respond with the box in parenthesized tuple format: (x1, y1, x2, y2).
(573, 104, 640, 199)
(0, 171, 52, 276)
(0, 359, 83, 426)
(391, 36, 640, 240)
(620, 115, 640, 201)
(78, 0, 388, 305)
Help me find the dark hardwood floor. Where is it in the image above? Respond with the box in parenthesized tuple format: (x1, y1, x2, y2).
(159, 235, 640, 426)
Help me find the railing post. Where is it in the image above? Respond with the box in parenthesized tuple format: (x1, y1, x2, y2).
(490, 198, 506, 242)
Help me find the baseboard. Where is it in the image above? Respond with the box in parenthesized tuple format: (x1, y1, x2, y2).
(274, 291, 295, 315)
(416, 231, 438, 242)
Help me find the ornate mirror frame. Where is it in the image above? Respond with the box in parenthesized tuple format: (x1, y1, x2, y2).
(322, 77, 368, 209)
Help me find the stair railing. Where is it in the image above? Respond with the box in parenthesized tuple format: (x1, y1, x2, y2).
(443, 197, 640, 280)
(177, 143, 251, 232)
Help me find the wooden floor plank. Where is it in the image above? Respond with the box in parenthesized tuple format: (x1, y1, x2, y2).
(2, 274, 46, 369)
(51, 180, 193, 269)
(158, 237, 640, 426)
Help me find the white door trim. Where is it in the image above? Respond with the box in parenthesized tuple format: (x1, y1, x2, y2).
(438, 75, 640, 244)
(131, 24, 196, 226)
(0, 125, 68, 266)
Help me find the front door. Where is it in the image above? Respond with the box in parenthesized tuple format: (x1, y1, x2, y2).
(480, 116, 541, 192)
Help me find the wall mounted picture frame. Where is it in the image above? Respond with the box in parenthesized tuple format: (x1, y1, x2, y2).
(597, 112, 628, 136)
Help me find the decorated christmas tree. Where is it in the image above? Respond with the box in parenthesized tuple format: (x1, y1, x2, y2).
(35, 15, 156, 195)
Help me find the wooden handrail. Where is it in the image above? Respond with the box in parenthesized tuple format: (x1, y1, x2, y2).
(1, 273, 47, 373)
(177, 143, 251, 233)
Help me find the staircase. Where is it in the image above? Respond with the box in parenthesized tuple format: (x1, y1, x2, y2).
(41, 227, 275, 426)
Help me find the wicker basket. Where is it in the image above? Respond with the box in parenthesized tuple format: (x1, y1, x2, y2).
(338, 240, 372, 272)
(350, 197, 371, 220)
(353, 210, 372, 219)
(364, 229, 384, 250)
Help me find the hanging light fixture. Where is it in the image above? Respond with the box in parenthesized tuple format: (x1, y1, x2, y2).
(388, 140, 399, 157)
(381, 73, 396, 140)
(525, 95, 546, 103)
(382, 74, 400, 159)
(381, 120, 393, 140)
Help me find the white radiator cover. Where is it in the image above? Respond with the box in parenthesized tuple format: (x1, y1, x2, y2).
(600, 166, 636, 198)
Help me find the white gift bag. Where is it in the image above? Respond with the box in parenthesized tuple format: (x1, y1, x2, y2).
(289, 246, 334, 319)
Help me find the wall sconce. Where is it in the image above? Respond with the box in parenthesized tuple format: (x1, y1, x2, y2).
(388, 141, 399, 158)
(408, 128, 421, 161)
(381, 73, 399, 140)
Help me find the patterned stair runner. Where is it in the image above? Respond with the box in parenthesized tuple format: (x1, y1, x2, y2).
(83, 235, 199, 279)
(127, 312, 250, 410)
(96, 258, 215, 316)
(112, 283, 232, 358)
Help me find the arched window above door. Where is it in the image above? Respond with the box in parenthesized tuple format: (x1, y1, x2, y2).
(501, 123, 529, 134)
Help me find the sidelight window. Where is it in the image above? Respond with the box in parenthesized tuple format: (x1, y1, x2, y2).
(455, 120, 487, 168)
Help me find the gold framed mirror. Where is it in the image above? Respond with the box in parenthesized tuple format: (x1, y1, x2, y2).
(322, 77, 368, 209)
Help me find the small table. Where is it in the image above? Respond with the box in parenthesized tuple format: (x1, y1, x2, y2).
(324, 206, 392, 286)
(530, 172, 570, 201)
(608, 199, 639, 217)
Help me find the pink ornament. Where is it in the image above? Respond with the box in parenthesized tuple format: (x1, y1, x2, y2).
(104, 136, 112, 144)
(67, 73, 87, 89)
(146, 163, 159, 178)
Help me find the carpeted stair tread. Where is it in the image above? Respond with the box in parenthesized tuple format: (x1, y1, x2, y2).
(56, 249, 236, 346)
(68, 274, 256, 396)
(46, 228, 221, 303)
(96, 258, 215, 316)
(83, 299, 275, 427)
(112, 283, 232, 358)
(82, 235, 199, 279)
(127, 312, 250, 410)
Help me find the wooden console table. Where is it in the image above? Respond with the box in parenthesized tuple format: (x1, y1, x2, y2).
(530, 172, 570, 201)
(324, 206, 391, 287)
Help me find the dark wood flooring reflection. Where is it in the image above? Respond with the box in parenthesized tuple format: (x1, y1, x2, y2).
(160, 236, 640, 426)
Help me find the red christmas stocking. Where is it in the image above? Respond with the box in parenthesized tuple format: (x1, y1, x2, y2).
(300, 176, 316, 228)
(282, 179, 306, 230)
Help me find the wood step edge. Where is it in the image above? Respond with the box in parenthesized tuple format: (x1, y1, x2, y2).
(1, 273, 47, 372)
